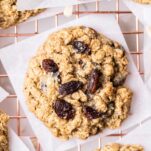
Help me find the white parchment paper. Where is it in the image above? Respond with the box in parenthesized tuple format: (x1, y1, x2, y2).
(123, 0, 151, 26)
(143, 27, 151, 92)
(116, 119, 151, 150)
(17, 0, 100, 10)
(100, 119, 151, 150)
(124, 0, 151, 111)
(0, 15, 151, 151)
(0, 87, 9, 103)
(21, 137, 36, 151)
(9, 128, 30, 151)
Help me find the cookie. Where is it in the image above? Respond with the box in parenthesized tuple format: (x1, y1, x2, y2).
(0, 110, 9, 151)
(96, 143, 144, 151)
(133, 0, 151, 4)
(24, 26, 133, 140)
(0, 0, 44, 29)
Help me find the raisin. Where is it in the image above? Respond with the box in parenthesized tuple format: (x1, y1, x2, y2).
(72, 41, 89, 53)
(83, 106, 100, 119)
(87, 69, 101, 94)
(53, 99, 75, 120)
(112, 74, 126, 87)
(83, 102, 115, 120)
(0, 17, 4, 23)
(42, 59, 58, 73)
(78, 60, 83, 65)
(59, 81, 83, 96)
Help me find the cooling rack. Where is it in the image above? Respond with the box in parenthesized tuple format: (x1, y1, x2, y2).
(0, 0, 144, 150)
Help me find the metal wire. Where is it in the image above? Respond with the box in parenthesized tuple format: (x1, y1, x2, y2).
(0, 0, 144, 150)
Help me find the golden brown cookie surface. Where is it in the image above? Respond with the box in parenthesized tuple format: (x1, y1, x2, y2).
(24, 26, 133, 140)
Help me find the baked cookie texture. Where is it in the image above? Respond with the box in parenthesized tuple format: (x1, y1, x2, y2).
(24, 26, 133, 140)
(96, 143, 144, 151)
(0, 110, 9, 151)
(133, 0, 151, 4)
(0, 0, 44, 29)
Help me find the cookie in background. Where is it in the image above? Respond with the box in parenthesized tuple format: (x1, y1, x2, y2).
(134, 0, 151, 4)
(95, 143, 144, 151)
(0, 0, 44, 29)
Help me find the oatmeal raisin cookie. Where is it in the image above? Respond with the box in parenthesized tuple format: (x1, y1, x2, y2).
(24, 26, 133, 140)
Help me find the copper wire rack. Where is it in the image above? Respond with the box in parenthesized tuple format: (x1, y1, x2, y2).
(0, 0, 144, 150)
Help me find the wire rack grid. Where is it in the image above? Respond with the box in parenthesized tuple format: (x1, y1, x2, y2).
(0, 0, 144, 151)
